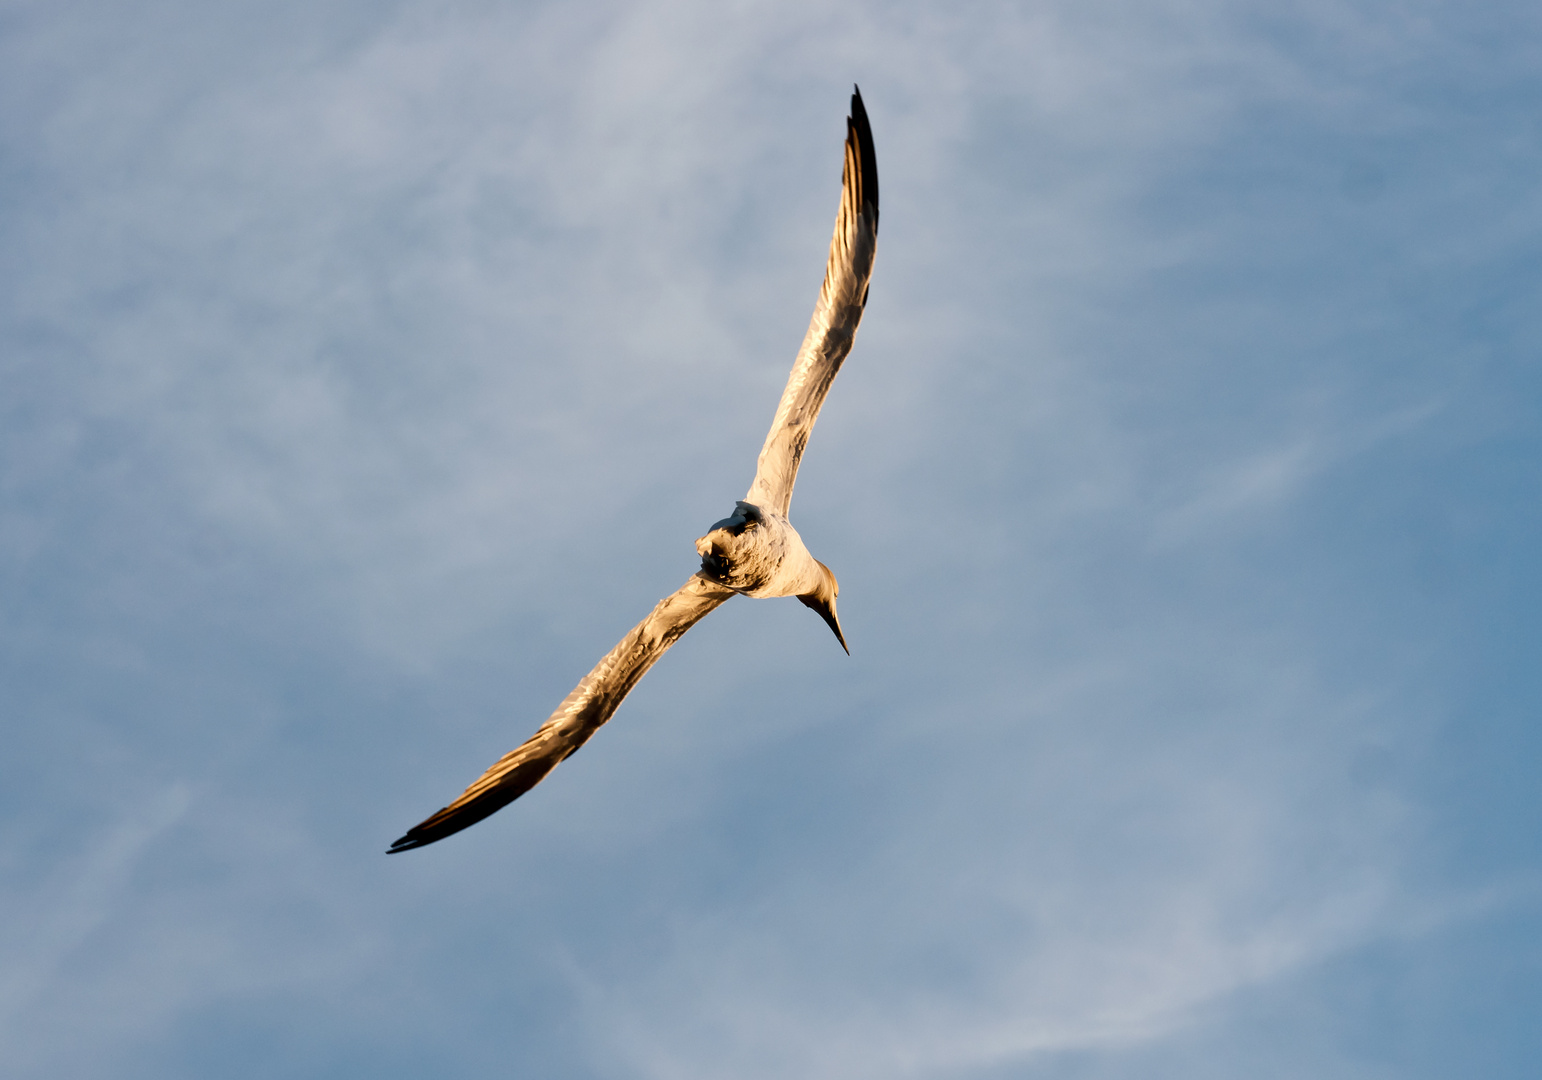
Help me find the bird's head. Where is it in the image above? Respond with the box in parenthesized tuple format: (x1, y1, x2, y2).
(798, 560, 848, 654)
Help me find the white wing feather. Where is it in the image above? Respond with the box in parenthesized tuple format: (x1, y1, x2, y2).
(745, 87, 879, 518)
(389, 574, 734, 851)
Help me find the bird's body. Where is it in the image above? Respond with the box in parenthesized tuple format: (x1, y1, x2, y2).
(696, 501, 847, 650)
(696, 500, 822, 598)
(390, 88, 878, 852)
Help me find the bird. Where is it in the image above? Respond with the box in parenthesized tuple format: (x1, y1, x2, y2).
(389, 87, 878, 852)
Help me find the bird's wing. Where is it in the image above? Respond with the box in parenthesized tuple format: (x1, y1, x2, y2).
(744, 86, 879, 519)
(389, 573, 735, 852)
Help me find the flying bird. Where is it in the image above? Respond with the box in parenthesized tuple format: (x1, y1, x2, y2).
(389, 87, 879, 852)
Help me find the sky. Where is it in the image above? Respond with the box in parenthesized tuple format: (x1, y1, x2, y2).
(3, 0, 1541, 1076)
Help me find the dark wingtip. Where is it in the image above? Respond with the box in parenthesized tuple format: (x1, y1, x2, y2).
(387, 817, 445, 854)
(387, 797, 504, 853)
(847, 85, 878, 230)
(384, 756, 561, 853)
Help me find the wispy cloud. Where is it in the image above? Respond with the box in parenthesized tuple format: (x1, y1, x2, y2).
(0, 785, 191, 1065)
(1150, 400, 1445, 546)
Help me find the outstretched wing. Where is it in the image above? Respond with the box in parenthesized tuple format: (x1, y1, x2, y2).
(389, 574, 735, 852)
(745, 86, 879, 519)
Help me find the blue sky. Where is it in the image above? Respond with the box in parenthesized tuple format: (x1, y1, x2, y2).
(3, 1, 1540, 1076)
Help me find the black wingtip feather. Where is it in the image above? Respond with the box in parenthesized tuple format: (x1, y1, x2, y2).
(848, 85, 878, 230)
(386, 757, 560, 853)
(387, 789, 517, 853)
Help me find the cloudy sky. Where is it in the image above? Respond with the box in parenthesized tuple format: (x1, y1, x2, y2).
(4, 1, 1540, 1076)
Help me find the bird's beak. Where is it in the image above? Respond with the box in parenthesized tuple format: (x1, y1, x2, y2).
(800, 593, 848, 654)
(823, 604, 850, 655)
(799, 560, 848, 654)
